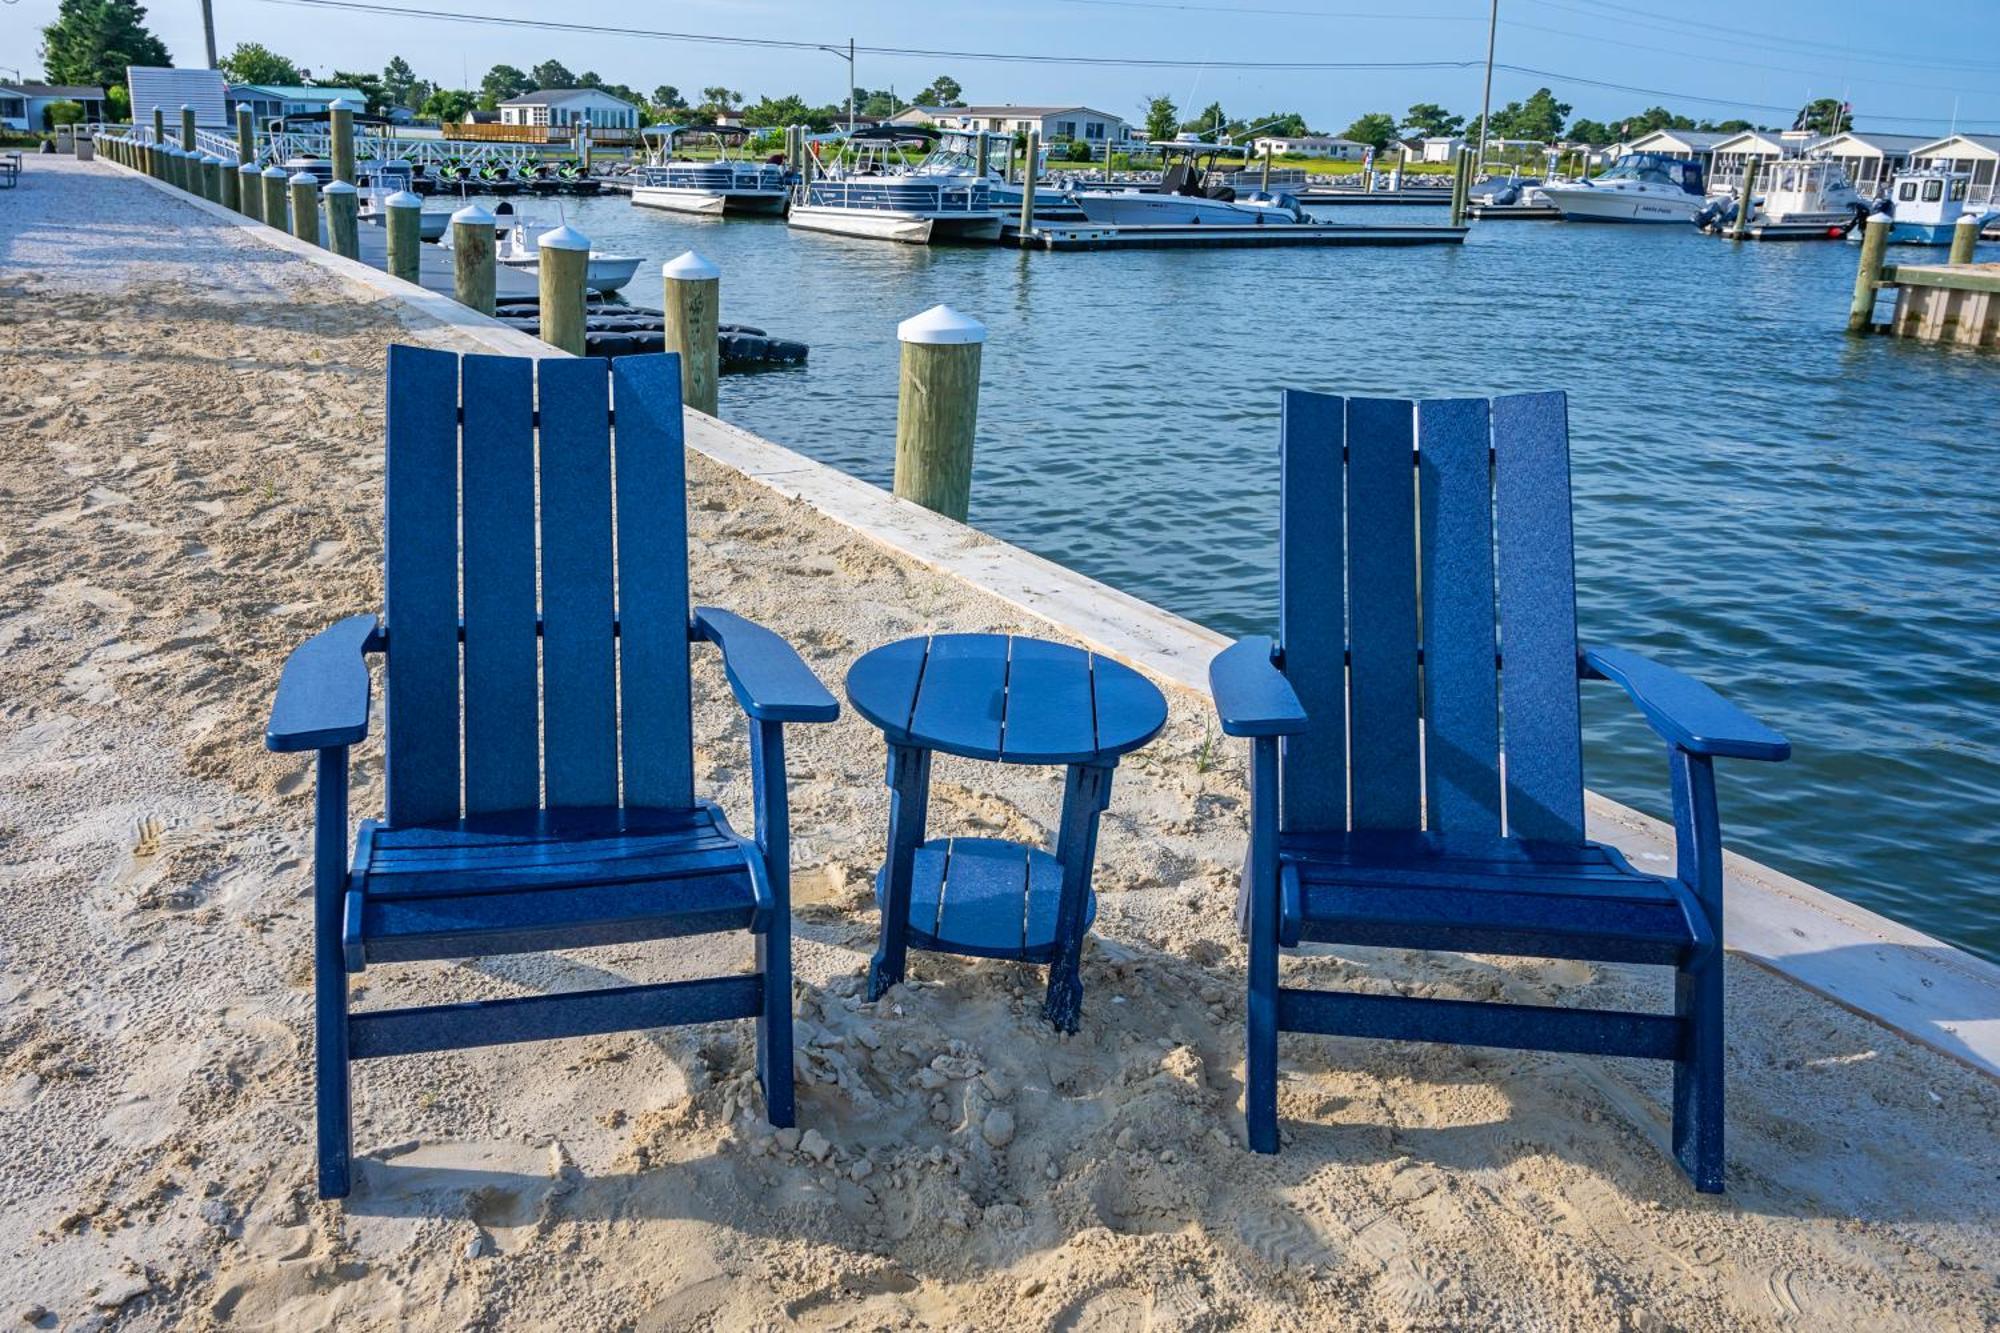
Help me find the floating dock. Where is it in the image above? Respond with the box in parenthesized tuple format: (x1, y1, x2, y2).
(1297, 189, 1453, 206)
(1000, 219, 1467, 250)
(1466, 202, 1562, 220)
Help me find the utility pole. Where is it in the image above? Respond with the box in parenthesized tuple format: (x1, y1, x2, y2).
(848, 38, 855, 135)
(200, 0, 218, 69)
(1475, 0, 1498, 173)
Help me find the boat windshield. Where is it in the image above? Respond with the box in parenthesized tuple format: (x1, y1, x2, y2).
(1598, 154, 1702, 192)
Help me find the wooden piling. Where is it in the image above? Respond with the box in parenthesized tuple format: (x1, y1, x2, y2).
(450, 204, 497, 316)
(261, 166, 290, 231)
(289, 173, 321, 244)
(329, 99, 357, 185)
(201, 154, 222, 202)
(1949, 213, 1979, 266)
(1731, 156, 1761, 240)
(1848, 213, 1892, 333)
(237, 105, 255, 167)
(1261, 144, 1272, 191)
(536, 225, 591, 356)
(1018, 130, 1040, 246)
(385, 191, 423, 283)
(324, 180, 359, 258)
(1449, 148, 1469, 227)
(218, 153, 240, 211)
(893, 305, 986, 522)
(975, 131, 989, 184)
(662, 250, 721, 415)
(239, 161, 264, 220)
(180, 104, 195, 150)
(151, 106, 165, 159)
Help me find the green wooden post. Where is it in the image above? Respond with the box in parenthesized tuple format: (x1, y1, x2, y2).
(1848, 213, 1892, 333)
(1017, 130, 1040, 245)
(1261, 143, 1272, 191)
(239, 161, 264, 220)
(329, 98, 357, 184)
(180, 104, 196, 151)
(289, 172, 321, 244)
(975, 131, 988, 183)
(1449, 148, 1468, 226)
(536, 224, 591, 356)
(385, 191, 423, 283)
(1104, 135, 1113, 184)
(893, 305, 986, 522)
(237, 105, 255, 166)
(171, 148, 189, 192)
(1948, 213, 1979, 266)
(662, 250, 720, 416)
(217, 153, 240, 211)
(1731, 156, 1761, 239)
(324, 180, 359, 258)
(261, 165, 290, 231)
(451, 204, 497, 316)
(202, 154, 223, 202)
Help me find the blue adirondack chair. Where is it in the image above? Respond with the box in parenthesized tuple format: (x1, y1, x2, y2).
(265, 346, 838, 1200)
(1209, 391, 1789, 1192)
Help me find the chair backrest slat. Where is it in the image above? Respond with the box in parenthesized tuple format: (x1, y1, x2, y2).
(384, 345, 463, 826)
(460, 354, 541, 816)
(1276, 389, 1348, 832)
(1492, 391, 1584, 843)
(610, 356, 695, 811)
(1417, 398, 1502, 835)
(536, 358, 621, 810)
(1345, 398, 1422, 830)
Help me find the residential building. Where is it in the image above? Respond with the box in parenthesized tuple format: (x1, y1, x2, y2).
(0, 82, 108, 132)
(1615, 129, 1733, 175)
(1251, 135, 1366, 160)
(1417, 136, 1467, 162)
(1910, 133, 2000, 204)
(498, 88, 641, 131)
(1813, 131, 1931, 198)
(227, 85, 368, 125)
(888, 103, 1131, 144)
(125, 67, 228, 129)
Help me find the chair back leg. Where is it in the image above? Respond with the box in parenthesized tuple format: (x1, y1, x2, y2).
(751, 721, 796, 1127)
(314, 747, 355, 1199)
(1245, 737, 1282, 1153)
(1670, 747, 1726, 1192)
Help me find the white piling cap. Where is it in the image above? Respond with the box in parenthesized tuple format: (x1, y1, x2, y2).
(329, 97, 361, 113)
(662, 249, 720, 281)
(240, 160, 263, 173)
(262, 164, 289, 178)
(1955, 212, 1978, 226)
(218, 153, 238, 168)
(385, 190, 423, 209)
(537, 224, 590, 251)
(1865, 211, 1890, 225)
(451, 203, 495, 226)
(324, 180, 358, 196)
(289, 171, 319, 186)
(898, 304, 988, 346)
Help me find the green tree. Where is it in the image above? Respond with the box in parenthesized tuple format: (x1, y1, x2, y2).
(1699, 118, 1755, 134)
(45, 99, 87, 129)
(1247, 110, 1309, 138)
(1180, 100, 1226, 136)
(856, 88, 901, 118)
(40, 0, 172, 89)
(698, 86, 741, 116)
(421, 86, 475, 122)
(1340, 111, 1398, 152)
(1483, 87, 1569, 143)
(1793, 97, 1850, 135)
(382, 55, 424, 110)
(1141, 93, 1177, 141)
(478, 63, 533, 110)
(219, 41, 300, 85)
(1566, 117, 1613, 144)
(105, 83, 130, 120)
(530, 59, 576, 90)
(741, 93, 813, 128)
(652, 84, 687, 110)
(1401, 102, 1462, 138)
(914, 74, 962, 106)
(323, 70, 389, 116)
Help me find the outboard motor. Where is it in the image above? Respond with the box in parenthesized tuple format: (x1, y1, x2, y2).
(1692, 197, 1732, 232)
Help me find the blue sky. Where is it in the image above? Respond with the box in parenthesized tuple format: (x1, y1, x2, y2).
(7, 0, 1999, 136)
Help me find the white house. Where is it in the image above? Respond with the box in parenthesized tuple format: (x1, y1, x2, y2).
(889, 103, 1130, 144)
(1616, 128, 1733, 169)
(1910, 133, 2000, 204)
(498, 88, 641, 131)
(1812, 131, 1931, 198)
(1251, 135, 1365, 160)
(1418, 136, 1467, 162)
(0, 82, 108, 132)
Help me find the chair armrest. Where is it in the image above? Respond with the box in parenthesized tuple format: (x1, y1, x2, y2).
(691, 608, 840, 724)
(1583, 646, 1789, 762)
(1209, 635, 1309, 738)
(266, 614, 379, 752)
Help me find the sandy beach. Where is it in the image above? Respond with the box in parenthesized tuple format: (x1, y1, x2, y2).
(1, 158, 1997, 1331)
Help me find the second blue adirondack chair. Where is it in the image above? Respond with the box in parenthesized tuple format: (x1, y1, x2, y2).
(1209, 390, 1789, 1192)
(266, 346, 838, 1200)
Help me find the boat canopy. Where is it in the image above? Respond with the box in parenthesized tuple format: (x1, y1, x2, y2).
(847, 125, 940, 146)
(645, 123, 753, 142)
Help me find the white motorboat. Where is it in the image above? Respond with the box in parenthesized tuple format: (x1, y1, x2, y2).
(1071, 137, 1309, 226)
(1876, 165, 1998, 245)
(476, 210, 642, 294)
(1543, 152, 1709, 223)
(357, 161, 450, 241)
(631, 124, 789, 216)
(1695, 157, 1867, 239)
(787, 126, 1003, 244)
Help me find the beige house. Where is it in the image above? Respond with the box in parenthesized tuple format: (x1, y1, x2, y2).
(1251, 135, 1366, 160)
(498, 88, 640, 132)
(888, 103, 1130, 144)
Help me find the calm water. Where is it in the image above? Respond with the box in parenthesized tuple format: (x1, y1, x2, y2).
(495, 194, 2000, 962)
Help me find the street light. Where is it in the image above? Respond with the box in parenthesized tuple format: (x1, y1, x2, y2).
(816, 38, 854, 135)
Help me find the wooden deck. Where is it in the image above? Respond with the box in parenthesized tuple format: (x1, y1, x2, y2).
(1879, 262, 2000, 349)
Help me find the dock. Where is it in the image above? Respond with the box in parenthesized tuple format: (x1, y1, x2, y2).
(353, 218, 539, 299)
(1876, 262, 2000, 347)
(1297, 188, 1453, 206)
(1000, 219, 1467, 250)
(1466, 201, 1562, 220)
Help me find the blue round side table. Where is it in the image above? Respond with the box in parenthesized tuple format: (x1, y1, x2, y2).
(845, 633, 1168, 1031)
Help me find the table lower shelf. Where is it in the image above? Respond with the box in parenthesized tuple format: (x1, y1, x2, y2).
(876, 836, 1096, 963)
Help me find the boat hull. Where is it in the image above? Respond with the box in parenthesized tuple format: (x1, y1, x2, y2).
(631, 186, 788, 216)
(1072, 189, 1300, 226)
(786, 205, 1002, 245)
(498, 254, 643, 295)
(1543, 186, 1702, 223)
(1888, 221, 1960, 245)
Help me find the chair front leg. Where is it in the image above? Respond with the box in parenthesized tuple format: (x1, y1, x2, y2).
(1245, 735, 1282, 1154)
(868, 744, 931, 1000)
(1669, 745, 1726, 1192)
(749, 718, 795, 1128)
(312, 746, 354, 1200)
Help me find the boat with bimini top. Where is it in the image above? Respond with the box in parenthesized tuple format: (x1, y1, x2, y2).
(1694, 157, 1867, 239)
(787, 126, 1004, 244)
(1070, 137, 1309, 226)
(632, 124, 790, 217)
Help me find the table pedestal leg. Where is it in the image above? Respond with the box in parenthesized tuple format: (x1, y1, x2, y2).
(1043, 762, 1114, 1031)
(869, 743, 932, 1000)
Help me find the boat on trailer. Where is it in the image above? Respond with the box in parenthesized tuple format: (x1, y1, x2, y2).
(787, 126, 1004, 244)
(1071, 137, 1309, 226)
(1694, 157, 1867, 239)
(631, 124, 789, 216)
